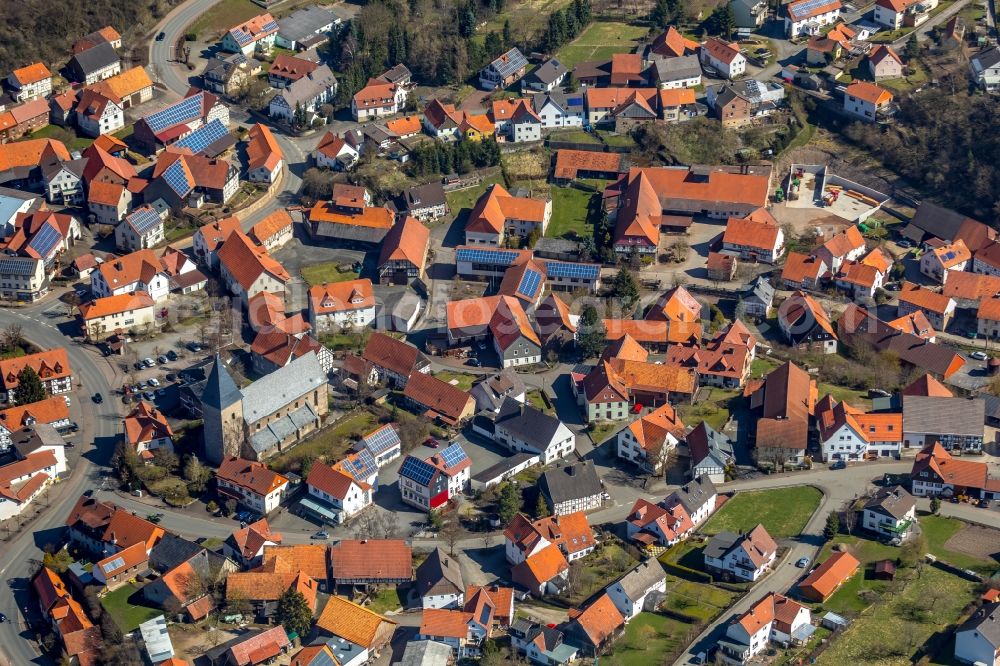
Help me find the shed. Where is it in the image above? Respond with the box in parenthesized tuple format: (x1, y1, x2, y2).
(873, 559, 896, 580)
(820, 611, 848, 631)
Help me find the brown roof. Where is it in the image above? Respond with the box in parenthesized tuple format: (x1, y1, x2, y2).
(778, 291, 838, 338)
(420, 608, 473, 638)
(799, 551, 860, 601)
(269, 54, 318, 81)
(902, 373, 953, 397)
(362, 332, 425, 378)
(329, 539, 412, 581)
(723, 215, 782, 251)
(246, 124, 283, 173)
(260, 544, 329, 581)
(226, 571, 318, 609)
(229, 518, 282, 560)
(309, 279, 375, 315)
(553, 150, 623, 181)
(701, 37, 743, 65)
(898, 281, 953, 315)
(217, 457, 288, 497)
(403, 372, 474, 423)
(227, 626, 290, 666)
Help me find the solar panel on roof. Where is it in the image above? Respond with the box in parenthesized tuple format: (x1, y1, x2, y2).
(27, 224, 61, 259)
(789, 0, 836, 19)
(144, 94, 203, 133)
(102, 557, 125, 573)
(518, 268, 543, 297)
(399, 456, 437, 486)
(127, 207, 162, 235)
(492, 48, 528, 78)
(162, 160, 193, 197)
(174, 119, 230, 155)
(439, 443, 469, 469)
(544, 260, 600, 281)
(0, 258, 34, 275)
(456, 247, 521, 266)
(362, 424, 401, 456)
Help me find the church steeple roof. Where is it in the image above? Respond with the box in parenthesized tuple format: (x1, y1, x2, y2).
(201, 354, 241, 410)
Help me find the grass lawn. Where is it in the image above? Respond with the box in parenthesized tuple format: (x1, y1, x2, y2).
(815, 565, 976, 665)
(676, 388, 738, 430)
(921, 514, 997, 573)
(268, 410, 379, 473)
(561, 543, 639, 607)
(526, 389, 550, 413)
(547, 186, 596, 239)
(817, 382, 871, 409)
(596, 131, 637, 149)
(701, 486, 823, 538)
(663, 574, 738, 621)
(881, 61, 930, 94)
(556, 21, 651, 68)
(188, 0, 262, 39)
(101, 584, 163, 633)
(750, 356, 780, 378)
(367, 586, 403, 614)
(319, 331, 369, 353)
(29, 125, 92, 152)
(445, 172, 504, 220)
(606, 611, 697, 666)
(589, 420, 624, 445)
(300, 262, 360, 287)
(548, 129, 602, 145)
(434, 370, 476, 391)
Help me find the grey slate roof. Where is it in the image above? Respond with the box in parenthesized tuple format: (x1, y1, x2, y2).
(958, 602, 1000, 648)
(668, 474, 718, 516)
(277, 6, 339, 43)
(415, 547, 465, 600)
(902, 395, 984, 436)
(495, 396, 568, 452)
(973, 46, 1000, 69)
(471, 370, 526, 412)
(71, 43, 119, 77)
(531, 90, 585, 114)
(863, 485, 915, 520)
(610, 560, 665, 600)
(741, 276, 775, 305)
(687, 421, 734, 470)
(472, 452, 537, 484)
(241, 351, 326, 425)
(276, 65, 336, 107)
(249, 403, 318, 452)
(201, 355, 242, 410)
(539, 461, 602, 505)
(396, 639, 453, 666)
(525, 58, 568, 87)
(703, 531, 740, 560)
(41, 158, 87, 182)
(651, 54, 703, 82)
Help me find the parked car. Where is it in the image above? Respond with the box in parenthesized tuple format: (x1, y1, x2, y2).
(187, 342, 202, 352)
(122, 395, 133, 404)
(795, 557, 810, 568)
(166, 373, 177, 382)
(425, 437, 440, 449)
(139, 381, 148, 389)
(148, 378, 160, 387)
(156, 31, 166, 41)
(157, 355, 168, 364)
(133, 361, 144, 370)
(91, 393, 103, 404)
(971, 351, 988, 361)
(631, 403, 644, 414)
(466, 358, 481, 367)
(311, 531, 329, 540)
(830, 460, 847, 470)
(166, 350, 178, 361)
(143, 358, 156, 367)
(965, 330, 978, 339)
(142, 391, 155, 401)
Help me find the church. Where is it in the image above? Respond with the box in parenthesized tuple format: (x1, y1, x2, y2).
(201, 352, 329, 464)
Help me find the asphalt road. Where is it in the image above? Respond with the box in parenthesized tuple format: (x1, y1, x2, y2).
(0, 304, 120, 666)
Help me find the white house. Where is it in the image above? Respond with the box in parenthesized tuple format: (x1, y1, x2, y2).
(216, 456, 289, 515)
(861, 486, 916, 539)
(268, 66, 337, 124)
(75, 90, 124, 138)
(491, 398, 575, 464)
(308, 279, 376, 332)
(531, 92, 585, 129)
(220, 13, 279, 56)
(114, 205, 165, 253)
(7, 63, 52, 102)
(816, 397, 903, 462)
(91, 249, 171, 302)
(873, 0, 920, 28)
(662, 475, 718, 526)
(703, 524, 777, 582)
(415, 548, 465, 610)
(43, 160, 86, 206)
(920, 240, 971, 284)
(785, 0, 842, 36)
(843, 81, 894, 122)
(304, 461, 373, 524)
(351, 80, 407, 121)
(969, 47, 1000, 93)
(616, 403, 683, 474)
(314, 131, 360, 171)
(721, 213, 785, 264)
(719, 593, 813, 664)
(700, 38, 747, 79)
(604, 561, 667, 622)
(954, 603, 1000, 666)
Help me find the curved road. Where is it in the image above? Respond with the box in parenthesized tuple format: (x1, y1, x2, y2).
(0, 305, 120, 666)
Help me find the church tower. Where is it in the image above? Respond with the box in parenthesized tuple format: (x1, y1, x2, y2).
(201, 355, 244, 465)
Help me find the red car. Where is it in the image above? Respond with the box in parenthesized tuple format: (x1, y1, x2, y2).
(631, 403, 644, 414)
(425, 437, 440, 449)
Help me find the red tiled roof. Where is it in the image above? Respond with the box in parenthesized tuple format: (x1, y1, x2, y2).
(799, 551, 859, 601)
(0, 396, 70, 431)
(378, 216, 429, 270)
(216, 232, 290, 290)
(246, 124, 283, 173)
(846, 81, 893, 105)
(570, 593, 624, 646)
(307, 461, 370, 499)
(403, 371, 474, 423)
(329, 539, 412, 581)
(309, 279, 375, 315)
(217, 457, 288, 497)
(0, 348, 72, 392)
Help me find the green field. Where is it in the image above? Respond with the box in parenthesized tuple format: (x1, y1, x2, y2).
(548, 186, 597, 239)
(301, 262, 360, 287)
(921, 514, 998, 573)
(101, 584, 163, 633)
(367, 586, 403, 614)
(556, 21, 651, 68)
(701, 486, 823, 538)
(815, 565, 976, 665)
(434, 370, 477, 391)
(268, 410, 379, 473)
(188, 0, 262, 39)
(606, 611, 698, 666)
(445, 172, 505, 220)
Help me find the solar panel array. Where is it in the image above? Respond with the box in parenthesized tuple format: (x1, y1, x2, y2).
(399, 455, 437, 486)
(362, 424, 401, 456)
(127, 206, 162, 235)
(344, 448, 377, 481)
(232, 18, 279, 46)
(28, 224, 61, 259)
(456, 247, 522, 267)
(492, 48, 528, 78)
(439, 442, 469, 469)
(544, 260, 600, 281)
(101, 556, 125, 573)
(788, 0, 835, 19)
(174, 119, 229, 155)
(0, 258, 35, 275)
(518, 268, 543, 297)
(162, 159, 193, 197)
(144, 93, 203, 133)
